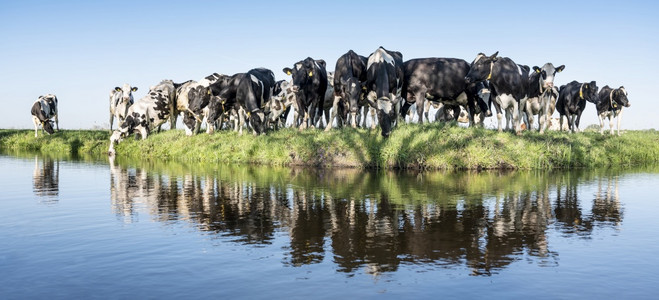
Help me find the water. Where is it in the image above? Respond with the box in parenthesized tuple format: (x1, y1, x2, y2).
(1, 153, 658, 299)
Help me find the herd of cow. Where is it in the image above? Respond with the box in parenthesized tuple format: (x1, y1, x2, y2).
(29, 47, 631, 156)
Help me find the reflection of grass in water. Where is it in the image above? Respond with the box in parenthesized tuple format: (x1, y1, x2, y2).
(1, 126, 658, 170)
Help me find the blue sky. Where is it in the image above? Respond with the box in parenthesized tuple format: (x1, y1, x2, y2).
(1, 0, 657, 130)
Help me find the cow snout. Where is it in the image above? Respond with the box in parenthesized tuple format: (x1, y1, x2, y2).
(544, 82, 554, 88)
(625, 103, 631, 107)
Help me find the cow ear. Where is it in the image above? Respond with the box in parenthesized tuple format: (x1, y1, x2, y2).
(490, 51, 499, 59)
(556, 65, 565, 73)
(315, 60, 326, 68)
(115, 87, 121, 92)
(533, 66, 541, 73)
(590, 81, 597, 89)
(283, 68, 292, 76)
(131, 87, 138, 92)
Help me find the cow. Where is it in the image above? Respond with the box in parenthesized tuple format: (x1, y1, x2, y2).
(555, 80, 600, 133)
(175, 80, 211, 136)
(236, 68, 276, 135)
(523, 63, 565, 133)
(326, 50, 369, 131)
(282, 57, 328, 130)
(465, 52, 529, 135)
(401, 57, 491, 127)
(596, 85, 630, 135)
(31, 94, 58, 137)
(206, 73, 246, 133)
(108, 89, 171, 155)
(365, 46, 404, 137)
(148, 79, 183, 130)
(109, 84, 137, 131)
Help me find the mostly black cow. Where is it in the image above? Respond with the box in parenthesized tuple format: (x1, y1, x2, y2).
(206, 73, 245, 133)
(283, 57, 328, 130)
(109, 84, 137, 131)
(236, 68, 276, 135)
(365, 47, 403, 137)
(556, 80, 600, 133)
(465, 52, 529, 134)
(108, 90, 171, 155)
(401, 57, 491, 126)
(327, 50, 368, 130)
(597, 85, 630, 135)
(31, 94, 59, 137)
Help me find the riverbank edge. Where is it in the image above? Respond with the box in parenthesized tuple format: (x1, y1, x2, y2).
(2, 124, 658, 170)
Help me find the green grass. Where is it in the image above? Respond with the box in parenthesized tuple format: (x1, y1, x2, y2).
(2, 125, 658, 170)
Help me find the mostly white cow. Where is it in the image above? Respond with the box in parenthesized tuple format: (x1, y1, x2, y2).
(31, 94, 59, 137)
(109, 84, 137, 131)
(108, 90, 172, 155)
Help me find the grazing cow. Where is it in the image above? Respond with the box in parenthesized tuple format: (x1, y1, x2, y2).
(108, 90, 171, 155)
(365, 46, 404, 137)
(327, 50, 369, 130)
(109, 84, 137, 131)
(175, 80, 212, 136)
(401, 57, 491, 126)
(266, 80, 297, 130)
(596, 85, 630, 135)
(236, 68, 276, 135)
(465, 52, 529, 134)
(523, 63, 565, 133)
(555, 80, 600, 133)
(282, 57, 328, 130)
(206, 73, 245, 133)
(31, 94, 59, 137)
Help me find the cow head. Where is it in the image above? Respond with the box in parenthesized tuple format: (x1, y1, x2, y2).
(376, 98, 398, 138)
(465, 52, 498, 83)
(613, 86, 630, 108)
(340, 77, 364, 114)
(580, 81, 600, 104)
(114, 84, 137, 104)
(188, 86, 211, 113)
(533, 63, 565, 90)
(42, 120, 55, 135)
(249, 111, 267, 135)
(283, 57, 326, 100)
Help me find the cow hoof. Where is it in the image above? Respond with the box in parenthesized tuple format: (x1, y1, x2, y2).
(324, 126, 332, 132)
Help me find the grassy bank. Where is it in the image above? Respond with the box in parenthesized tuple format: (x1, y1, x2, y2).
(1, 124, 658, 169)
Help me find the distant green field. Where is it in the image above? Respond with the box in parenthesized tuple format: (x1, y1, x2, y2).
(2, 124, 658, 170)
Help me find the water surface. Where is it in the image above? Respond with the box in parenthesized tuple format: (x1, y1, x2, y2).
(1, 153, 658, 299)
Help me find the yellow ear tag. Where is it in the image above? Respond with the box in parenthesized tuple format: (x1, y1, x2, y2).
(536, 69, 541, 73)
(286, 71, 291, 75)
(247, 112, 251, 118)
(308, 71, 313, 77)
(207, 90, 211, 95)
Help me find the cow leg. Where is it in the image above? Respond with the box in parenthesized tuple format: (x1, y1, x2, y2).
(170, 107, 177, 130)
(325, 95, 340, 132)
(616, 109, 623, 136)
(33, 117, 39, 137)
(598, 113, 606, 135)
(238, 110, 245, 135)
(54, 114, 59, 131)
(414, 92, 425, 124)
(109, 114, 114, 131)
(423, 99, 431, 123)
(511, 100, 521, 135)
(369, 107, 377, 130)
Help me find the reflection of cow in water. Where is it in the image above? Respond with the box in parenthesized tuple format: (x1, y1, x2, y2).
(105, 164, 624, 277)
(33, 156, 59, 199)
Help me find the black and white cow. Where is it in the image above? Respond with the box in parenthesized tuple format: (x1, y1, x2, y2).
(266, 79, 298, 130)
(596, 85, 630, 135)
(555, 80, 600, 133)
(109, 84, 137, 131)
(401, 57, 491, 126)
(148, 79, 184, 130)
(31, 94, 58, 137)
(175, 80, 212, 136)
(327, 50, 368, 130)
(206, 73, 245, 133)
(108, 90, 172, 155)
(365, 47, 404, 137)
(236, 68, 276, 135)
(523, 63, 565, 133)
(465, 52, 529, 135)
(282, 57, 328, 130)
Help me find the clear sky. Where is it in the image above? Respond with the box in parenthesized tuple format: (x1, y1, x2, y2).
(1, 0, 657, 130)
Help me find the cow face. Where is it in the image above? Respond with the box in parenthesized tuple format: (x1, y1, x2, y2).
(533, 63, 565, 90)
(614, 86, 630, 108)
(465, 52, 498, 83)
(376, 99, 395, 138)
(249, 111, 266, 135)
(42, 120, 55, 134)
(188, 86, 211, 113)
(283, 57, 324, 96)
(115, 84, 137, 103)
(581, 81, 600, 104)
(340, 77, 363, 114)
